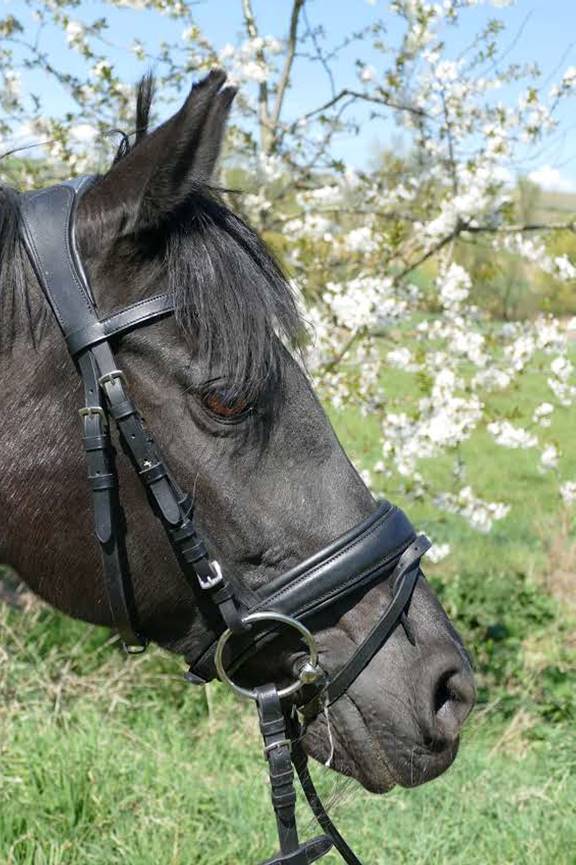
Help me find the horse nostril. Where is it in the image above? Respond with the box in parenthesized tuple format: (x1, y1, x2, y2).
(432, 669, 475, 742)
(433, 672, 453, 715)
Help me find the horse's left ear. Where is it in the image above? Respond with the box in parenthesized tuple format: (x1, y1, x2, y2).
(80, 69, 237, 238)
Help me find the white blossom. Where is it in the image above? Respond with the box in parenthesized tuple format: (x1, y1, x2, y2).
(69, 123, 97, 143)
(243, 61, 269, 83)
(553, 255, 576, 281)
(324, 276, 394, 331)
(65, 20, 87, 51)
(550, 355, 573, 381)
(387, 347, 419, 371)
(436, 486, 510, 533)
(359, 65, 376, 83)
(437, 264, 471, 308)
(540, 444, 559, 471)
(1, 70, 20, 110)
(473, 368, 512, 391)
(533, 402, 554, 427)
(426, 543, 451, 564)
(91, 61, 111, 79)
(487, 421, 538, 449)
(344, 226, 378, 253)
(560, 481, 576, 505)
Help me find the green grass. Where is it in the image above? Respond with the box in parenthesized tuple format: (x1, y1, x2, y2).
(2, 350, 575, 864)
(1, 605, 575, 865)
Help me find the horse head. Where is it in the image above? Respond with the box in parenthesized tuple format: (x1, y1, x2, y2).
(0, 70, 474, 797)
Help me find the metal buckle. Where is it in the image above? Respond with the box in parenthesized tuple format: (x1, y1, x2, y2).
(78, 406, 108, 427)
(123, 640, 148, 655)
(98, 369, 128, 389)
(197, 559, 224, 591)
(263, 738, 292, 758)
(215, 611, 319, 702)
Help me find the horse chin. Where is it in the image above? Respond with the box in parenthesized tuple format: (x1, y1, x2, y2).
(302, 697, 461, 794)
(302, 706, 397, 794)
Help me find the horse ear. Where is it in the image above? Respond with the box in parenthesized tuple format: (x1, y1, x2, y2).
(81, 69, 236, 236)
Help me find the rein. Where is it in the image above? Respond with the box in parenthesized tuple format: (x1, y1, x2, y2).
(19, 177, 431, 865)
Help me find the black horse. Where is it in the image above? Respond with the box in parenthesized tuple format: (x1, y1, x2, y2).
(0, 70, 474, 797)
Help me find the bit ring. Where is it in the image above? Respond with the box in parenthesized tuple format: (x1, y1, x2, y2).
(214, 611, 318, 701)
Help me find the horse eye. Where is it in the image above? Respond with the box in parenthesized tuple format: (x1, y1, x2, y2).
(201, 387, 250, 419)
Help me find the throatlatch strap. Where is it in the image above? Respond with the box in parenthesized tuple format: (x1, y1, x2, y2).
(77, 351, 145, 650)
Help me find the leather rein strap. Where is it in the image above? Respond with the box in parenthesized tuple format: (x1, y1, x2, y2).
(18, 177, 432, 865)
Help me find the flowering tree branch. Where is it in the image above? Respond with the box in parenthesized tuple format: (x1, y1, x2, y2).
(241, 0, 271, 152)
(270, 0, 306, 140)
(291, 87, 428, 131)
(2, 0, 576, 537)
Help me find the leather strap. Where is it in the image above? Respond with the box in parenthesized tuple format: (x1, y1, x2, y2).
(66, 293, 174, 356)
(19, 178, 244, 646)
(90, 340, 245, 633)
(287, 713, 364, 865)
(256, 685, 333, 865)
(254, 502, 415, 619)
(186, 502, 418, 681)
(77, 349, 144, 648)
(20, 180, 99, 334)
(318, 534, 430, 710)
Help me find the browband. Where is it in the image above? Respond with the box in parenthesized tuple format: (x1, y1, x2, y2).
(66, 293, 175, 355)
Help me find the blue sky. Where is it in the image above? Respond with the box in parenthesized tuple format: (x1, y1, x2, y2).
(9, 0, 576, 189)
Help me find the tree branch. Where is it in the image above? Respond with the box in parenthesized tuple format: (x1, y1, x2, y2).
(321, 328, 366, 374)
(462, 220, 576, 234)
(241, 0, 270, 152)
(291, 87, 427, 133)
(395, 229, 460, 283)
(270, 0, 305, 138)
(397, 218, 576, 283)
(301, 4, 336, 99)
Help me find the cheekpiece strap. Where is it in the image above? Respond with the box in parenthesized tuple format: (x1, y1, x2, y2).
(19, 178, 243, 648)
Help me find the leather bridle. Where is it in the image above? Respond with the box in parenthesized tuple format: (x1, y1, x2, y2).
(19, 177, 432, 865)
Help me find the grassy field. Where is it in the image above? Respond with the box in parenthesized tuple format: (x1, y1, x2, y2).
(1, 348, 575, 865)
(1, 604, 575, 865)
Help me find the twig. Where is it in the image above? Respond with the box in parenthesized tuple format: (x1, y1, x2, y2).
(270, 0, 306, 134)
(241, 0, 270, 151)
(292, 88, 427, 132)
(301, 4, 336, 99)
(462, 220, 576, 234)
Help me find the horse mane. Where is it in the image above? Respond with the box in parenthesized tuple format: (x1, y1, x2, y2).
(0, 185, 30, 347)
(0, 74, 303, 403)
